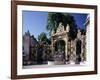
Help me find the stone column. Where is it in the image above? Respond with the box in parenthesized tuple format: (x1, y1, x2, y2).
(64, 34, 68, 60)
(51, 37, 54, 58)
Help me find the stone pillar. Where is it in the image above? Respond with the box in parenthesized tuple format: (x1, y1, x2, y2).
(81, 35, 86, 61)
(64, 35, 68, 60)
(51, 37, 54, 57)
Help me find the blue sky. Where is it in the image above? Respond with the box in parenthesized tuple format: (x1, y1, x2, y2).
(22, 11, 88, 39)
(22, 11, 48, 39)
(70, 13, 87, 29)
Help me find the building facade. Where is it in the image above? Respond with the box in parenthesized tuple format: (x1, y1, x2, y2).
(23, 31, 30, 61)
(23, 31, 38, 65)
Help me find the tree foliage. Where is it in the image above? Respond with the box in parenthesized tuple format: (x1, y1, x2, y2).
(38, 32, 47, 42)
(46, 12, 78, 40)
(80, 29, 86, 35)
(38, 32, 51, 44)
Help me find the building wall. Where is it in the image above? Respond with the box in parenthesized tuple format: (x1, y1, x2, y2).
(23, 31, 30, 60)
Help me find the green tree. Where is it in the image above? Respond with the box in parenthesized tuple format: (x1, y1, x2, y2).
(38, 32, 51, 45)
(80, 29, 86, 35)
(38, 32, 47, 42)
(46, 13, 66, 34)
(46, 12, 78, 40)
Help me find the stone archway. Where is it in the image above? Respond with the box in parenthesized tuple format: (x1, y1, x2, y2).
(54, 40, 66, 59)
(50, 22, 70, 61)
(54, 40, 65, 51)
(51, 34, 68, 60)
(75, 39, 82, 63)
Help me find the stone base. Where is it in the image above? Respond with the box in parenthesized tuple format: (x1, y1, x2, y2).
(48, 61, 55, 65)
(54, 61, 65, 65)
